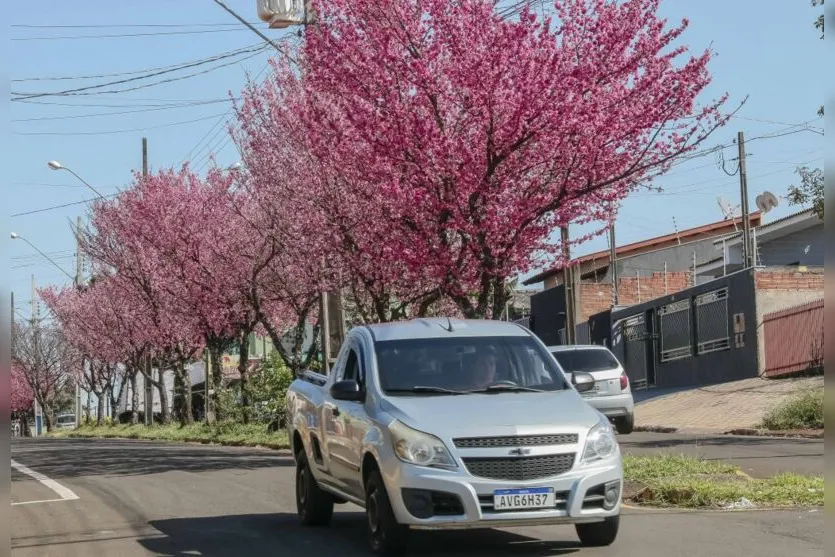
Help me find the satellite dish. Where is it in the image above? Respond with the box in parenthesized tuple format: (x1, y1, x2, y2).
(716, 196, 740, 220)
(755, 191, 779, 213)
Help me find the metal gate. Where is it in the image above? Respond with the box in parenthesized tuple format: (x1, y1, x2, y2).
(623, 314, 648, 390)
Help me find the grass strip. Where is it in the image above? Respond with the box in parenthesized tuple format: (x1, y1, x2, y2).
(623, 453, 823, 508)
(49, 422, 290, 450)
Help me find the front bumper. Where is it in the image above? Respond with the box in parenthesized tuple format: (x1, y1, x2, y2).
(384, 457, 622, 529)
(584, 393, 634, 418)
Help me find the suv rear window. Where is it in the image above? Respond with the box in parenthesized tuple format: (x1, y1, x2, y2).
(551, 348, 620, 372)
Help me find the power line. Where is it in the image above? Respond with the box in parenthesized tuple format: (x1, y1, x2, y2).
(11, 28, 253, 41)
(12, 99, 232, 123)
(15, 97, 240, 108)
(12, 43, 265, 82)
(12, 22, 261, 29)
(11, 194, 120, 218)
(12, 44, 269, 100)
(13, 112, 229, 136)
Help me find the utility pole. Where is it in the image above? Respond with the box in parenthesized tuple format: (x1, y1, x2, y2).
(75, 216, 83, 427)
(561, 226, 576, 345)
(142, 137, 154, 427)
(609, 223, 618, 306)
(320, 291, 331, 374)
(737, 131, 752, 268)
(31, 275, 42, 436)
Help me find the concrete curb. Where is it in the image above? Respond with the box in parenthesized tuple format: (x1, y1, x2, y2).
(723, 428, 824, 439)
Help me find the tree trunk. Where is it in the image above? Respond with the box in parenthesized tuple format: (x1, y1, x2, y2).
(181, 364, 194, 425)
(86, 390, 92, 422)
(130, 370, 140, 425)
(155, 368, 170, 424)
(238, 329, 251, 425)
(43, 407, 54, 432)
(96, 393, 105, 426)
(207, 342, 224, 422)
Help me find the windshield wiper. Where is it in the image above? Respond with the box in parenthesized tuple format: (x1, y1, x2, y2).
(469, 384, 546, 394)
(386, 386, 468, 395)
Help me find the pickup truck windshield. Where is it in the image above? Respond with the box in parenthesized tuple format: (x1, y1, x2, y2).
(375, 336, 570, 395)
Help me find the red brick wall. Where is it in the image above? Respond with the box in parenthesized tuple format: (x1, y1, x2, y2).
(755, 270, 824, 290)
(578, 272, 691, 321)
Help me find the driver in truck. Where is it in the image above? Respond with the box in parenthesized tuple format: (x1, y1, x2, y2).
(471, 350, 498, 390)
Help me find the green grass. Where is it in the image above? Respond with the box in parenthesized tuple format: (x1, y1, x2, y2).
(50, 422, 290, 450)
(760, 388, 824, 430)
(623, 453, 823, 508)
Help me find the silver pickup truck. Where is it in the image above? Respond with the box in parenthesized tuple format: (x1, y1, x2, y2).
(286, 318, 623, 555)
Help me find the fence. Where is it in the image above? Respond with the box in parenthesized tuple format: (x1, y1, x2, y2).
(610, 269, 756, 390)
(762, 299, 824, 377)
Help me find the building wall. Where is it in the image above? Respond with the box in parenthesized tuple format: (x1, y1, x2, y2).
(578, 272, 691, 321)
(756, 224, 824, 267)
(754, 268, 824, 375)
(605, 234, 732, 284)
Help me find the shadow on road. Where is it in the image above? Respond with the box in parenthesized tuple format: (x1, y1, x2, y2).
(138, 512, 581, 557)
(11, 438, 293, 480)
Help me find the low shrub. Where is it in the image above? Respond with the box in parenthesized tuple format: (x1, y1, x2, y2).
(760, 388, 824, 430)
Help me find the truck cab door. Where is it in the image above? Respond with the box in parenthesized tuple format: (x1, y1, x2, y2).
(323, 340, 364, 493)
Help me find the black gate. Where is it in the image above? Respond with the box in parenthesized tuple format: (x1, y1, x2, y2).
(622, 313, 649, 390)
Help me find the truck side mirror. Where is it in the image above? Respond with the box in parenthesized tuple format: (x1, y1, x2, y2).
(330, 380, 365, 402)
(572, 372, 596, 393)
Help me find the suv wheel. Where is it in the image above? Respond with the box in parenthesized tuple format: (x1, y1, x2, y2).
(295, 452, 334, 526)
(365, 469, 409, 555)
(576, 515, 620, 546)
(615, 413, 634, 435)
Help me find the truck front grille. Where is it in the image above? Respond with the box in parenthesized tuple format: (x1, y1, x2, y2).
(462, 453, 576, 481)
(453, 434, 578, 449)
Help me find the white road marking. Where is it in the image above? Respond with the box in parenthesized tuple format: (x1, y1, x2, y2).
(12, 498, 74, 506)
(11, 459, 79, 503)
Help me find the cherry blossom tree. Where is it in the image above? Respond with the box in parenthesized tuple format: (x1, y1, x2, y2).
(11, 320, 77, 432)
(11, 364, 34, 414)
(237, 0, 732, 318)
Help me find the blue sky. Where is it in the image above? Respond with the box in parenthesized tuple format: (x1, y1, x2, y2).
(5, 1, 824, 320)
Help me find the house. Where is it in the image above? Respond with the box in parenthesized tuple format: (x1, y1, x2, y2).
(522, 213, 763, 345)
(696, 208, 823, 279)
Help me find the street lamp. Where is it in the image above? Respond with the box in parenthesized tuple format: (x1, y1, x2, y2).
(47, 160, 107, 200)
(10, 232, 76, 282)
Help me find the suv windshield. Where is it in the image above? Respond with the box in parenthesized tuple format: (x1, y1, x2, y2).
(551, 348, 620, 373)
(375, 336, 569, 395)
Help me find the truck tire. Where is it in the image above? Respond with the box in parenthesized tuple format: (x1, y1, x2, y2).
(365, 469, 409, 555)
(295, 452, 334, 526)
(575, 515, 620, 546)
(615, 413, 634, 435)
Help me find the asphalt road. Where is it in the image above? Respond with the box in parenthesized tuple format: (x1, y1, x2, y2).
(10, 436, 823, 557)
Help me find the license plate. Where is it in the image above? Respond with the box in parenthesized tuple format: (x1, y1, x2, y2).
(493, 487, 555, 511)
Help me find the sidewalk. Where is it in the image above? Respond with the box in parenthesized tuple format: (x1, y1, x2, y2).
(633, 376, 823, 433)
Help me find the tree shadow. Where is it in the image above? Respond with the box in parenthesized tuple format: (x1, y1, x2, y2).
(138, 512, 581, 557)
(10, 438, 292, 480)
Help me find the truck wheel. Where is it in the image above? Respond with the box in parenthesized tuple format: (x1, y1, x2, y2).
(365, 469, 409, 555)
(295, 452, 334, 526)
(615, 413, 634, 435)
(576, 515, 620, 546)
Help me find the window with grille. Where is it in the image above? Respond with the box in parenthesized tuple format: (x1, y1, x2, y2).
(695, 288, 730, 355)
(659, 299, 692, 362)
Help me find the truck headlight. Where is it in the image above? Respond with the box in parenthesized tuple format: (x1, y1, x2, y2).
(582, 420, 617, 462)
(389, 420, 457, 468)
